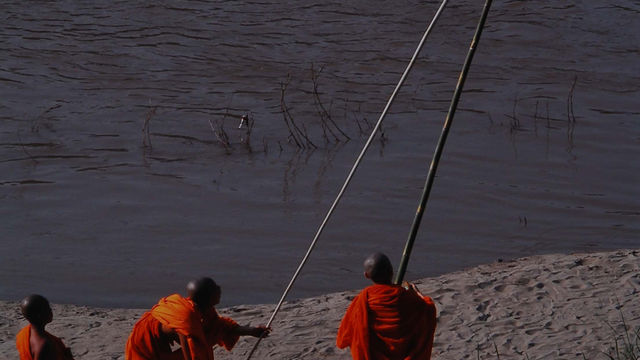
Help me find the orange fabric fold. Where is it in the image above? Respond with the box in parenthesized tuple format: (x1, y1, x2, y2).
(16, 326, 33, 360)
(125, 312, 176, 360)
(150, 294, 213, 360)
(337, 284, 437, 360)
(125, 294, 213, 360)
(16, 325, 73, 360)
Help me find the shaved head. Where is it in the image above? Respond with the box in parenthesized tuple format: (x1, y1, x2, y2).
(189, 277, 221, 311)
(20, 294, 52, 326)
(364, 253, 393, 284)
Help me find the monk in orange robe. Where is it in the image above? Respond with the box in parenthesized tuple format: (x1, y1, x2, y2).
(337, 253, 437, 360)
(125, 277, 268, 360)
(16, 294, 74, 360)
(184, 280, 250, 352)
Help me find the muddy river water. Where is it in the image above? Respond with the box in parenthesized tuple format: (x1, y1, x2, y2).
(1, 0, 638, 307)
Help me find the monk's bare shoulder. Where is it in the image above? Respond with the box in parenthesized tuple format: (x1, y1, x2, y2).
(32, 335, 57, 360)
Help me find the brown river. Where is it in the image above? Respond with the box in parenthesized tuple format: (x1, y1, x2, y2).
(1, 0, 638, 307)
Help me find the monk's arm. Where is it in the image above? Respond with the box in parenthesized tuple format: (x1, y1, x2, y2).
(408, 282, 426, 297)
(408, 283, 437, 322)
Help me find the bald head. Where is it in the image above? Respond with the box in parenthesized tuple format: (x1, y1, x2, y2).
(189, 277, 221, 311)
(364, 253, 393, 284)
(20, 294, 53, 327)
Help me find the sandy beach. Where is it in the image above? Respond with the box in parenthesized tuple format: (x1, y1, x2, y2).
(2, 248, 638, 359)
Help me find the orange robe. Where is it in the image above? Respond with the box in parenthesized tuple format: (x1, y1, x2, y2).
(125, 294, 240, 360)
(201, 308, 240, 351)
(16, 325, 74, 360)
(126, 294, 213, 360)
(336, 284, 437, 360)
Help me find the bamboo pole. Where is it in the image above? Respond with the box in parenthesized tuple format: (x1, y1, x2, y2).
(394, 0, 494, 285)
(244, 1, 450, 358)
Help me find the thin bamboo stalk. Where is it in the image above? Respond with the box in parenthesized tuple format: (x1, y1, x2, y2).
(394, 0, 494, 285)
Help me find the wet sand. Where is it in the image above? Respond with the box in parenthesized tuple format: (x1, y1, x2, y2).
(2, 249, 639, 359)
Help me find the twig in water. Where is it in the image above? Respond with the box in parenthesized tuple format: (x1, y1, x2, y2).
(545, 101, 551, 129)
(566, 76, 578, 151)
(310, 64, 340, 142)
(361, 113, 372, 130)
(533, 100, 539, 135)
(487, 112, 494, 127)
(567, 76, 577, 124)
(31, 103, 62, 133)
(16, 130, 38, 164)
(351, 102, 366, 135)
(378, 122, 387, 145)
(280, 76, 303, 148)
(142, 106, 156, 149)
(280, 75, 317, 149)
(208, 118, 232, 154)
(310, 63, 350, 141)
(319, 120, 329, 144)
(239, 114, 254, 153)
(509, 94, 520, 133)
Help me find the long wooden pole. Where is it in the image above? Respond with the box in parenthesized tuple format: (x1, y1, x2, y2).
(394, 0, 494, 285)
(244, 1, 451, 358)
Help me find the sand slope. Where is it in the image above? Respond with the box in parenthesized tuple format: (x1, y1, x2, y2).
(2, 249, 639, 359)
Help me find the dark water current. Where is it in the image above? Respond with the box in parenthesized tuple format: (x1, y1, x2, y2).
(1, 1, 638, 308)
